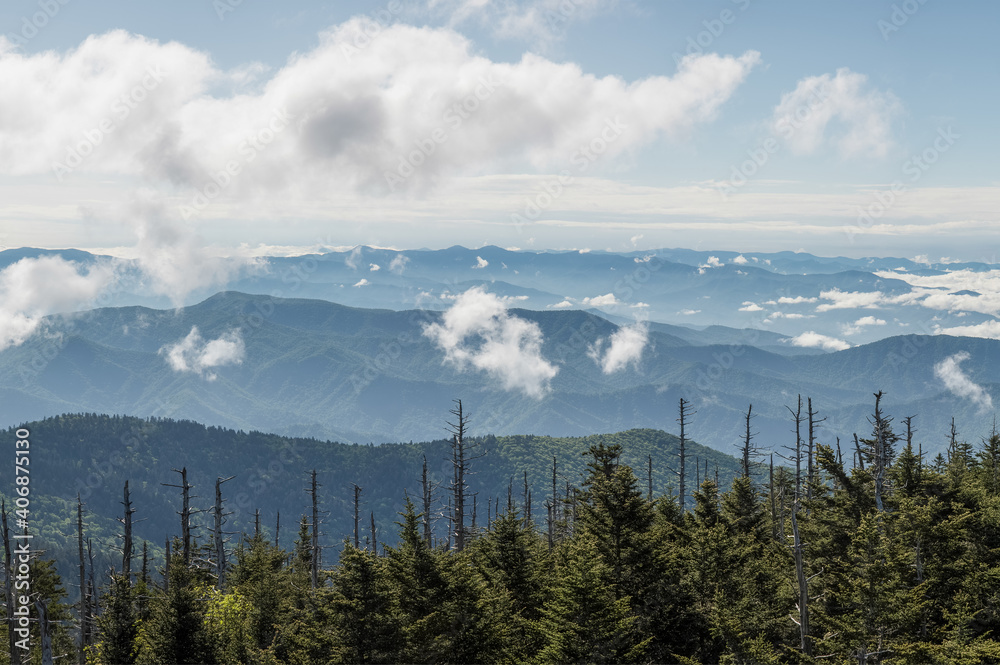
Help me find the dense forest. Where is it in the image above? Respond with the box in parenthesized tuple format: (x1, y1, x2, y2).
(6, 394, 1000, 664)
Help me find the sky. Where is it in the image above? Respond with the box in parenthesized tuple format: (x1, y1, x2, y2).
(1, 0, 998, 260)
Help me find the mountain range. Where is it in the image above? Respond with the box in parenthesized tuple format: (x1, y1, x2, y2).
(1, 288, 996, 457)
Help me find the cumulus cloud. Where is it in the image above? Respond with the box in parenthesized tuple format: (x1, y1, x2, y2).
(0, 26, 759, 204)
(841, 315, 888, 335)
(934, 352, 993, 412)
(159, 326, 245, 381)
(549, 300, 574, 309)
(789, 331, 851, 352)
(679, 309, 701, 315)
(582, 293, 618, 307)
(772, 68, 902, 159)
(0, 256, 117, 351)
(777, 295, 818, 305)
(698, 256, 724, 273)
(588, 322, 649, 374)
(422, 286, 558, 397)
(875, 269, 1000, 318)
(739, 301, 764, 312)
(353, 278, 370, 287)
(732, 255, 748, 265)
(369, 263, 381, 271)
(473, 256, 489, 269)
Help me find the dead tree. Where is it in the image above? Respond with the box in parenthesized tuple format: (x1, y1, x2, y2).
(275, 512, 281, 548)
(307, 470, 322, 588)
(370, 512, 378, 555)
(162, 468, 199, 566)
(446, 399, 482, 551)
(647, 455, 653, 502)
(790, 507, 812, 658)
(739, 404, 762, 479)
(35, 597, 53, 665)
(352, 484, 363, 549)
(121, 481, 135, 580)
(870, 392, 890, 514)
(76, 496, 88, 665)
(783, 396, 805, 502)
(677, 398, 695, 513)
(213, 476, 235, 589)
(421, 457, 434, 547)
(806, 398, 826, 501)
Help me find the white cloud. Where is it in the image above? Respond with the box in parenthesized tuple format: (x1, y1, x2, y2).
(768, 311, 812, 320)
(588, 323, 648, 374)
(739, 301, 764, 312)
(777, 295, 818, 305)
(549, 300, 574, 309)
(841, 315, 888, 335)
(936, 320, 1000, 340)
(772, 68, 902, 159)
(422, 286, 558, 398)
(369, 263, 381, 271)
(0, 256, 116, 351)
(789, 331, 851, 352)
(127, 202, 258, 306)
(353, 278, 370, 287)
(732, 254, 748, 265)
(934, 352, 993, 412)
(473, 256, 489, 269)
(582, 293, 619, 307)
(160, 326, 245, 381)
(875, 269, 1000, 318)
(0, 26, 759, 203)
(389, 254, 409, 274)
(814, 288, 919, 312)
(679, 309, 701, 315)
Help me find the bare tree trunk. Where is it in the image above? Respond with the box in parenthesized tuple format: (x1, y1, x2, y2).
(447, 400, 473, 551)
(647, 455, 653, 502)
(421, 456, 433, 546)
(35, 598, 53, 665)
(769, 456, 778, 540)
(370, 512, 378, 556)
(122, 481, 135, 581)
(76, 496, 86, 665)
(309, 470, 320, 589)
(163, 468, 195, 566)
(214, 476, 234, 589)
(352, 484, 362, 549)
(790, 508, 812, 657)
(275, 512, 280, 548)
(677, 398, 695, 513)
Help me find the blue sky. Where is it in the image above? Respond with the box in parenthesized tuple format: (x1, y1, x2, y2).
(1, 0, 997, 259)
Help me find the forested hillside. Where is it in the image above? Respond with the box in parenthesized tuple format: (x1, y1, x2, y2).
(7, 401, 1000, 663)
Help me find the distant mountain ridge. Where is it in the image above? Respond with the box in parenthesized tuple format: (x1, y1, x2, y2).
(0, 291, 995, 456)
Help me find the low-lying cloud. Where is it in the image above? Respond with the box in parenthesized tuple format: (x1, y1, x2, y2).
(789, 331, 851, 352)
(159, 326, 246, 381)
(934, 351, 993, 412)
(0, 256, 116, 351)
(588, 323, 648, 374)
(423, 286, 557, 397)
